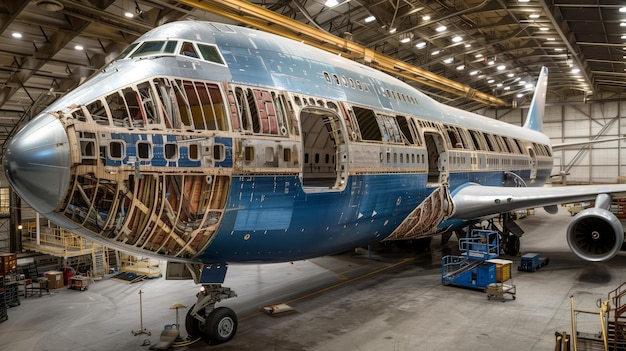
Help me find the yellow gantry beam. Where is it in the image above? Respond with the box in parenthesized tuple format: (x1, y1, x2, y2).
(179, 0, 508, 107)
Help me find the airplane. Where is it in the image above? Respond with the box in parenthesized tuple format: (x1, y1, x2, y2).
(4, 20, 626, 345)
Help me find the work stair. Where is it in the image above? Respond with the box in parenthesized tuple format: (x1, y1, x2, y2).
(609, 283, 626, 350)
(441, 230, 501, 290)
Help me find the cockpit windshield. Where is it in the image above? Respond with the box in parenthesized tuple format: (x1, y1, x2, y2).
(114, 40, 225, 65)
(130, 40, 177, 58)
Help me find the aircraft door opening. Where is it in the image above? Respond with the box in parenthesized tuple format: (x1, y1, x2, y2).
(300, 108, 348, 192)
(424, 132, 447, 185)
(528, 147, 538, 180)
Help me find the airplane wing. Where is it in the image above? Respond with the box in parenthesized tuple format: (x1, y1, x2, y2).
(450, 183, 626, 220)
(449, 183, 626, 262)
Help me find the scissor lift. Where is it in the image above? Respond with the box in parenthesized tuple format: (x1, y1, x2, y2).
(442, 230, 499, 290)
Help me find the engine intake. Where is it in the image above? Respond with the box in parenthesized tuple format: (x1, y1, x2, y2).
(566, 207, 624, 262)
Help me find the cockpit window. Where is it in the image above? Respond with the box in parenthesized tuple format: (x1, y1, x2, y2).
(197, 44, 224, 64)
(116, 43, 139, 60)
(180, 42, 199, 58)
(130, 41, 176, 58)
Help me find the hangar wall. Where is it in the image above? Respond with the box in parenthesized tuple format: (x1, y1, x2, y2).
(483, 99, 626, 185)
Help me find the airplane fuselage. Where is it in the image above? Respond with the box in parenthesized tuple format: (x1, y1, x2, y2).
(4, 21, 553, 265)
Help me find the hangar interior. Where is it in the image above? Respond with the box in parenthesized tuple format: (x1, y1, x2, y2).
(0, 1, 626, 351)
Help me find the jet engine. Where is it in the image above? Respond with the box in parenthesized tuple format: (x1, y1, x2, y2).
(566, 207, 624, 262)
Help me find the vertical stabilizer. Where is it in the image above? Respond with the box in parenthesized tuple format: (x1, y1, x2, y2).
(523, 66, 548, 132)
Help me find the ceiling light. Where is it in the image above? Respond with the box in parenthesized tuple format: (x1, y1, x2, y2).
(529, 14, 540, 19)
(539, 27, 549, 31)
(443, 57, 453, 64)
(431, 50, 441, 55)
(124, 11, 134, 18)
(325, 0, 339, 7)
(364, 15, 376, 23)
(555, 48, 563, 51)
(451, 36, 463, 43)
(517, 93, 524, 98)
(546, 38, 555, 41)
(74, 45, 84, 51)
(470, 70, 479, 76)
(456, 64, 465, 70)
(504, 86, 510, 91)
(622, 35, 626, 40)
(571, 68, 580, 74)
(507, 73, 515, 77)
(487, 59, 495, 65)
(497, 64, 506, 70)
(389, 28, 397, 34)
(487, 79, 495, 84)
(11, 32, 22, 39)
(497, 83, 503, 87)
(475, 53, 483, 58)
(415, 42, 426, 49)
(525, 83, 533, 89)
(435, 25, 447, 32)
(519, 80, 526, 85)
(620, 7, 626, 12)
(422, 15, 431, 21)
(621, 22, 626, 27)
(519, 0, 530, 2)
(400, 37, 410, 44)
(465, 43, 472, 48)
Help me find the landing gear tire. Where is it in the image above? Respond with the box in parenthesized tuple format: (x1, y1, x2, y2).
(185, 304, 204, 338)
(185, 305, 238, 344)
(504, 235, 521, 256)
(204, 307, 238, 345)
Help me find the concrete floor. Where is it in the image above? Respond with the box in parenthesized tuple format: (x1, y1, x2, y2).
(1, 207, 626, 351)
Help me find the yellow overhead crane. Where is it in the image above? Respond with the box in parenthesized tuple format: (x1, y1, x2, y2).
(178, 0, 508, 108)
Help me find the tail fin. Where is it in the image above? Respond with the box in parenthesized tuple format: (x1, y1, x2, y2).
(523, 66, 548, 132)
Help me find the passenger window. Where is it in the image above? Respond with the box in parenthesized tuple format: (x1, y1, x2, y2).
(244, 146, 255, 161)
(213, 144, 225, 162)
(137, 142, 152, 160)
(164, 143, 178, 160)
(109, 141, 125, 159)
(188, 144, 200, 161)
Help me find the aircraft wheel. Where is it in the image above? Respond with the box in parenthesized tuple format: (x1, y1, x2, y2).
(185, 304, 204, 338)
(203, 307, 238, 345)
(505, 235, 520, 256)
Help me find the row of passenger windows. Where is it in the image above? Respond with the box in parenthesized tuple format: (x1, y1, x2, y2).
(85, 140, 226, 163)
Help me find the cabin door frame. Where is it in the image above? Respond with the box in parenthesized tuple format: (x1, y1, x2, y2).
(299, 107, 348, 192)
(424, 132, 448, 185)
(528, 147, 538, 180)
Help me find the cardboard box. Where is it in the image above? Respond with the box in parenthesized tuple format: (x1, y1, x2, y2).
(487, 259, 512, 283)
(45, 271, 64, 289)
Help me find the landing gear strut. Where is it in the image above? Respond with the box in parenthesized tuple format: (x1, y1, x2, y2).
(186, 284, 238, 344)
(184, 264, 238, 345)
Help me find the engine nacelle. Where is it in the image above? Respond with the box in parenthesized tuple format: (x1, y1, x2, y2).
(567, 207, 624, 262)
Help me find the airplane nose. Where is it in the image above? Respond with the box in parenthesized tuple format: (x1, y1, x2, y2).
(3, 113, 70, 214)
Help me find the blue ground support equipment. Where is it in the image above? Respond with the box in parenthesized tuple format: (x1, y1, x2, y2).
(518, 253, 549, 272)
(442, 230, 499, 290)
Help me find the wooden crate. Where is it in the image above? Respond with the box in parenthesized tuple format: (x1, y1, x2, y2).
(0, 253, 16, 275)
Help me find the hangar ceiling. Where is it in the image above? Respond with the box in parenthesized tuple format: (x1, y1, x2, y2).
(0, 0, 625, 150)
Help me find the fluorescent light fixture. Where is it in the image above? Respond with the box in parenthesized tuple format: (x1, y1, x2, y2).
(325, 0, 339, 7)
(74, 45, 84, 51)
(451, 36, 462, 43)
(487, 59, 495, 65)
(571, 68, 580, 74)
(400, 37, 411, 44)
(487, 79, 495, 84)
(622, 35, 626, 40)
(517, 93, 524, 98)
(431, 50, 441, 56)
(364, 15, 376, 23)
(497, 64, 506, 70)
(124, 11, 134, 18)
(465, 43, 472, 48)
(11, 32, 22, 39)
(389, 28, 397, 34)
(497, 83, 503, 87)
(621, 22, 626, 27)
(507, 73, 515, 77)
(422, 15, 431, 21)
(529, 14, 540, 19)
(539, 27, 549, 31)
(415, 42, 426, 49)
(470, 70, 479, 76)
(546, 37, 555, 41)
(620, 7, 626, 12)
(504, 86, 510, 91)
(456, 64, 465, 70)
(525, 83, 533, 89)
(555, 48, 563, 51)
(519, 80, 526, 85)
(435, 25, 447, 32)
(475, 53, 483, 58)
(443, 57, 453, 64)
